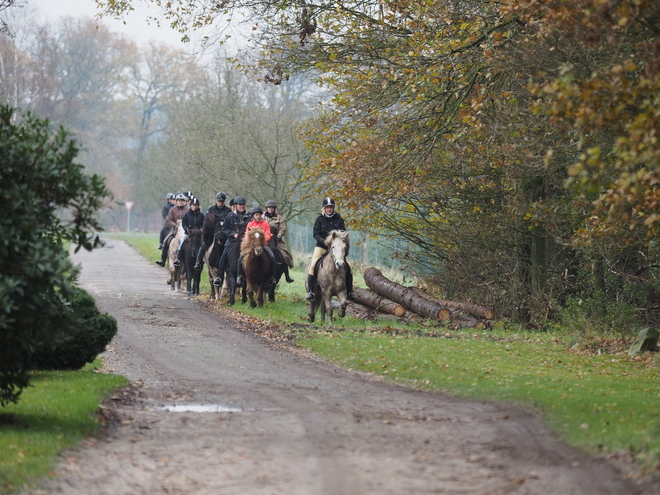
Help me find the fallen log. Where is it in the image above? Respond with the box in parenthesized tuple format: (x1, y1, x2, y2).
(330, 299, 417, 324)
(363, 267, 451, 321)
(409, 287, 494, 320)
(352, 287, 406, 317)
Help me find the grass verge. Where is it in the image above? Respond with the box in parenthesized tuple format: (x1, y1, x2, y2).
(116, 232, 660, 474)
(0, 361, 128, 495)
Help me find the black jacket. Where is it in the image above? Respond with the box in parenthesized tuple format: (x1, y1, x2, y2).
(182, 209, 205, 234)
(222, 209, 252, 245)
(313, 212, 346, 248)
(206, 204, 232, 235)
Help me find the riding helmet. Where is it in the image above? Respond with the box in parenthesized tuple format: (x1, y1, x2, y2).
(322, 197, 336, 207)
(175, 193, 187, 201)
(166, 192, 175, 200)
(229, 198, 235, 207)
(234, 196, 247, 204)
(216, 192, 227, 202)
(186, 191, 193, 199)
(191, 197, 200, 206)
(265, 200, 277, 208)
(251, 206, 263, 215)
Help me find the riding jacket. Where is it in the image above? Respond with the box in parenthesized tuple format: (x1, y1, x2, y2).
(165, 205, 190, 228)
(206, 204, 232, 235)
(246, 219, 272, 243)
(182, 208, 205, 234)
(264, 211, 288, 240)
(222, 209, 252, 245)
(313, 212, 347, 248)
(162, 201, 174, 220)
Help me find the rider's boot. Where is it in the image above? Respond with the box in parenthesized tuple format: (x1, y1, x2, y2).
(264, 247, 277, 286)
(284, 265, 294, 284)
(346, 270, 357, 301)
(305, 274, 316, 301)
(193, 241, 205, 271)
(156, 235, 171, 266)
(173, 250, 183, 268)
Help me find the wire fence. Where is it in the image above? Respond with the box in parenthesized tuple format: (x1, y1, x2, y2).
(285, 223, 412, 273)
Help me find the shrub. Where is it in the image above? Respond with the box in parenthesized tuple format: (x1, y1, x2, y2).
(29, 288, 118, 371)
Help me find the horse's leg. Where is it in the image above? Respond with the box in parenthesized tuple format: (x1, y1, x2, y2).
(257, 285, 265, 308)
(247, 281, 256, 308)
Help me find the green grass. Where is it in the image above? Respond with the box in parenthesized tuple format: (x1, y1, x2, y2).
(0, 362, 128, 495)
(115, 233, 660, 472)
(300, 333, 660, 467)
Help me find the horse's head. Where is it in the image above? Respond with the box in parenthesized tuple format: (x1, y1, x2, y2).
(325, 230, 350, 269)
(241, 227, 266, 258)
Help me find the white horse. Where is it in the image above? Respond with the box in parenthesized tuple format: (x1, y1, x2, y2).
(306, 230, 350, 324)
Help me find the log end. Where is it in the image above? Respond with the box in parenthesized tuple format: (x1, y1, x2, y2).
(438, 308, 451, 321)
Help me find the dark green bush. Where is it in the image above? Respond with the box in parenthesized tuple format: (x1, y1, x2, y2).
(29, 288, 117, 371)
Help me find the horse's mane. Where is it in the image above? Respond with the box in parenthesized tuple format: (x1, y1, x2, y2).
(202, 212, 216, 247)
(240, 227, 265, 259)
(324, 229, 350, 256)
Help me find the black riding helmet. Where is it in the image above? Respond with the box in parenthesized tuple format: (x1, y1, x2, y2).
(251, 206, 263, 216)
(265, 200, 277, 208)
(216, 192, 226, 202)
(191, 197, 200, 206)
(229, 198, 235, 207)
(322, 197, 336, 207)
(234, 196, 247, 205)
(166, 192, 175, 200)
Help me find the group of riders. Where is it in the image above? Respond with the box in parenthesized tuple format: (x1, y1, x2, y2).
(156, 191, 356, 302)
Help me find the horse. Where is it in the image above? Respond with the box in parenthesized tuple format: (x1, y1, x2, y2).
(241, 227, 271, 308)
(166, 220, 185, 291)
(306, 230, 350, 324)
(223, 241, 247, 306)
(183, 228, 202, 296)
(266, 227, 287, 303)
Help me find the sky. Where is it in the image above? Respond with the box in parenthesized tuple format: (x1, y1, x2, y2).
(29, 0, 203, 50)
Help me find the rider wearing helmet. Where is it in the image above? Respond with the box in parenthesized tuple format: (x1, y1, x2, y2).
(305, 197, 356, 301)
(193, 192, 232, 271)
(173, 197, 205, 267)
(240, 206, 278, 286)
(264, 199, 294, 283)
(156, 193, 190, 267)
(213, 196, 252, 287)
(158, 193, 177, 249)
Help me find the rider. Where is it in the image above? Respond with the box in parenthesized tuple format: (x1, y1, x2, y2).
(264, 199, 294, 283)
(158, 192, 176, 250)
(193, 192, 232, 271)
(174, 197, 205, 268)
(305, 197, 356, 302)
(213, 196, 252, 287)
(241, 206, 278, 287)
(156, 193, 189, 267)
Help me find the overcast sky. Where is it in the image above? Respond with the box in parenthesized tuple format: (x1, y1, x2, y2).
(29, 0, 197, 49)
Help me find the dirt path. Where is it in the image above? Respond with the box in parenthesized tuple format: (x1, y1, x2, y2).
(25, 239, 638, 495)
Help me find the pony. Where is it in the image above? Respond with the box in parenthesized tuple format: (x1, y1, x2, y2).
(241, 227, 271, 308)
(183, 227, 202, 296)
(266, 226, 287, 303)
(306, 230, 350, 324)
(201, 212, 224, 300)
(166, 220, 186, 291)
(223, 242, 247, 306)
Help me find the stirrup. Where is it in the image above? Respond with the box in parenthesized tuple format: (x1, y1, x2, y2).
(194, 262, 202, 271)
(213, 277, 222, 287)
(269, 277, 277, 286)
(173, 259, 180, 267)
(157, 244, 162, 250)
(305, 291, 315, 301)
(348, 291, 357, 301)
(236, 276, 244, 286)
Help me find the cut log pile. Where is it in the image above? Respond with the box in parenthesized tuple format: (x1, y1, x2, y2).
(346, 267, 493, 329)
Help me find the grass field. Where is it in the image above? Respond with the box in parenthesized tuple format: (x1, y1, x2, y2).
(0, 362, 128, 495)
(112, 232, 660, 472)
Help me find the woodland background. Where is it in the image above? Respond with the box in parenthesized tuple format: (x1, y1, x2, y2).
(1, 0, 660, 329)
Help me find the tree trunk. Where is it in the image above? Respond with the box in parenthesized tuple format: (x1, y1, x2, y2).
(352, 287, 406, 317)
(408, 287, 494, 320)
(363, 267, 451, 321)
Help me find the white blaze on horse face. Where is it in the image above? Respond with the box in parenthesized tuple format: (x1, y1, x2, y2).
(331, 236, 346, 269)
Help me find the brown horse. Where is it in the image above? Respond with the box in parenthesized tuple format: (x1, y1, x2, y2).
(306, 230, 350, 324)
(240, 227, 271, 308)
